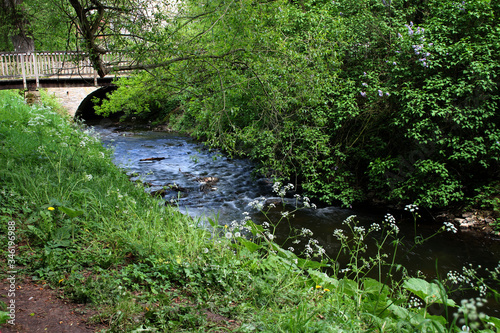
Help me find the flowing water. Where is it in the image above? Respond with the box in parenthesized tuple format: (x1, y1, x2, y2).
(96, 126, 500, 315)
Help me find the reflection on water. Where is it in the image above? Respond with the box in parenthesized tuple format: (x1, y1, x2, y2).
(96, 127, 500, 315)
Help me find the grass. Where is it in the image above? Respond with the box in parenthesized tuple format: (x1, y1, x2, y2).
(0, 89, 499, 332)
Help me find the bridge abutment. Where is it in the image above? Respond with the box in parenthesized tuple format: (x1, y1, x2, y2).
(46, 87, 101, 117)
(24, 90, 41, 105)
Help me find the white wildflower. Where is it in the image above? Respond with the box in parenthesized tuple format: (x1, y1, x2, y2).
(300, 228, 313, 236)
(404, 204, 419, 212)
(444, 221, 458, 233)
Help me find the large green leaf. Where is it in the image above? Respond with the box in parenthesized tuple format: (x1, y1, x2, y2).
(238, 237, 261, 253)
(307, 269, 338, 290)
(403, 278, 456, 307)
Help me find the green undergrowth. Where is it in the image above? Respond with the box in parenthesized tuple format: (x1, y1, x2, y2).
(1, 90, 500, 332)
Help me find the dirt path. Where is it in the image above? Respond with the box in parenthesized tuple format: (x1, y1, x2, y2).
(0, 277, 105, 333)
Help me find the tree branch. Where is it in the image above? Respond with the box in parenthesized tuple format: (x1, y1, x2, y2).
(106, 48, 246, 75)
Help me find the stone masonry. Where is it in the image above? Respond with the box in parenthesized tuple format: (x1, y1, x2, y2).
(45, 87, 100, 117)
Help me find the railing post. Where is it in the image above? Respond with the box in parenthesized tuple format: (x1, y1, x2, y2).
(0, 54, 5, 77)
(32, 52, 39, 89)
(20, 53, 27, 90)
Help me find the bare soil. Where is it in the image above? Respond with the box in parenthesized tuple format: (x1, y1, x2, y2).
(0, 277, 105, 333)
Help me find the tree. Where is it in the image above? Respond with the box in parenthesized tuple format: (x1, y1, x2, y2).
(0, 0, 34, 51)
(53, 0, 246, 77)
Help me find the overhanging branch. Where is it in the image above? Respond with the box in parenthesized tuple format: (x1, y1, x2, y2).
(105, 48, 246, 75)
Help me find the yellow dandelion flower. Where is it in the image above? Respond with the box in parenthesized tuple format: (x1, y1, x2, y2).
(324, 288, 330, 292)
(48, 207, 55, 211)
(315, 285, 322, 289)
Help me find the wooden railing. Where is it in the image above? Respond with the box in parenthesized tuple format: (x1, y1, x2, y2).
(0, 52, 128, 89)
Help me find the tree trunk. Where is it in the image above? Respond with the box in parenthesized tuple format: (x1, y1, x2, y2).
(10, 32, 34, 52)
(2, 0, 34, 52)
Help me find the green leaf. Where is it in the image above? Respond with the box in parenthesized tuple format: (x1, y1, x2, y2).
(245, 220, 264, 236)
(307, 269, 338, 290)
(238, 237, 261, 253)
(483, 315, 500, 330)
(338, 278, 359, 297)
(57, 206, 84, 218)
(403, 278, 456, 307)
(362, 277, 388, 297)
(296, 258, 327, 270)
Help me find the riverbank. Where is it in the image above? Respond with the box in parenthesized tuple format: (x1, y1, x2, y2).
(1, 90, 499, 332)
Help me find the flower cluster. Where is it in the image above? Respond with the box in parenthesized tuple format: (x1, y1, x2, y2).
(447, 264, 488, 296)
(443, 221, 458, 233)
(304, 238, 325, 258)
(248, 197, 266, 211)
(383, 213, 399, 234)
(404, 204, 419, 212)
(300, 195, 316, 209)
(226, 212, 253, 235)
(272, 181, 294, 197)
(27, 113, 52, 127)
(454, 297, 487, 330)
(452, 1, 466, 12)
(408, 296, 423, 309)
(343, 215, 357, 225)
(225, 230, 242, 239)
(447, 270, 472, 286)
(398, 21, 432, 68)
(300, 227, 313, 237)
(359, 83, 389, 98)
(333, 228, 347, 241)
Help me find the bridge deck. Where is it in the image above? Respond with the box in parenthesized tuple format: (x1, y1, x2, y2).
(0, 52, 127, 89)
(0, 77, 117, 90)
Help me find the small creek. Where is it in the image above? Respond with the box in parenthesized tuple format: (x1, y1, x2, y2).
(96, 126, 500, 315)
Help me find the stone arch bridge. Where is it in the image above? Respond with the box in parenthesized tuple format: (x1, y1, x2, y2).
(45, 86, 117, 120)
(0, 51, 127, 120)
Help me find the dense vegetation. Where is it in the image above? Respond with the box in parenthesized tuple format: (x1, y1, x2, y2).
(0, 0, 77, 51)
(1, 90, 500, 332)
(1, 0, 498, 210)
(93, 0, 500, 211)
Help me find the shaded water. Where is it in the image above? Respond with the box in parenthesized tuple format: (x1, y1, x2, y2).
(96, 127, 500, 315)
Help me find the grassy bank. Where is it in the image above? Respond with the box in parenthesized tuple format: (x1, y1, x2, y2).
(1, 90, 499, 332)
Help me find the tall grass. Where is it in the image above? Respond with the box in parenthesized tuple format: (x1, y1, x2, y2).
(1, 90, 498, 332)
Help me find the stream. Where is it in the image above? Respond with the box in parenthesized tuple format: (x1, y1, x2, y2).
(95, 126, 500, 315)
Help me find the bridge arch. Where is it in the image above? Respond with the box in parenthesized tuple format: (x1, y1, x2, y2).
(74, 85, 121, 124)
